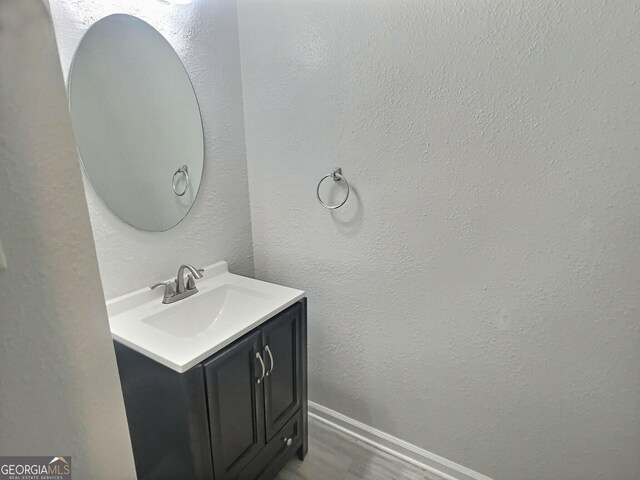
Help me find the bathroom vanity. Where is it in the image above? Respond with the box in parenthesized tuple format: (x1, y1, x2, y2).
(108, 262, 307, 480)
(68, 16, 308, 478)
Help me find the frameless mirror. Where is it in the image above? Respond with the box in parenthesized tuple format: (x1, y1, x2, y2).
(68, 14, 204, 231)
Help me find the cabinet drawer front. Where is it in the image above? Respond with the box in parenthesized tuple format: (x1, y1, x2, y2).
(261, 303, 303, 442)
(204, 331, 264, 479)
(237, 410, 303, 480)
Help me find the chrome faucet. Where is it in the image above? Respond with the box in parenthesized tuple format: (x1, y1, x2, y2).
(151, 264, 204, 304)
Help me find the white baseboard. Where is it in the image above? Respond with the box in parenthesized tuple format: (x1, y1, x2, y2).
(308, 401, 493, 480)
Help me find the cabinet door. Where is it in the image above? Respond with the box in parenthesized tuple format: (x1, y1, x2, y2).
(262, 303, 303, 442)
(204, 331, 264, 479)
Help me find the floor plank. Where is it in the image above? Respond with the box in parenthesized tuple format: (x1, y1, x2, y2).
(276, 418, 445, 480)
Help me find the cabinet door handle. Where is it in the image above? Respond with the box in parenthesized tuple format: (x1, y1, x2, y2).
(255, 352, 266, 384)
(264, 345, 274, 376)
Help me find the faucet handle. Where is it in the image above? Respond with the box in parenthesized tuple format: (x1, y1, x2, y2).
(186, 275, 197, 290)
(151, 281, 175, 298)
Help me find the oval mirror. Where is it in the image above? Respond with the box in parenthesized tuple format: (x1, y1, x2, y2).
(68, 14, 204, 231)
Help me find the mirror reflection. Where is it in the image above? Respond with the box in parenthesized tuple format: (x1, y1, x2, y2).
(68, 14, 204, 231)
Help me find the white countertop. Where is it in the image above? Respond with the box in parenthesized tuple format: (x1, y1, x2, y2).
(107, 261, 305, 373)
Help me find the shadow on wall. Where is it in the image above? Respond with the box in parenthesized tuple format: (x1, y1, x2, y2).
(324, 180, 364, 236)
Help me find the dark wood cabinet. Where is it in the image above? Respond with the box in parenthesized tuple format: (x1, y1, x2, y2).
(115, 299, 307, 480)
(262, 305, 303, 442)
(113, 342, 214, 480)
(205, 331, 265, 479)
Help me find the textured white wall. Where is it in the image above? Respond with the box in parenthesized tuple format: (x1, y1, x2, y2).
(237, 1, 640, 479)
(0, 1, 136, 477)
(50, 0, 254, 299)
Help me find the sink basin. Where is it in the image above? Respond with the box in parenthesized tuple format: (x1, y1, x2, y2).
(107, 262, 304, 373)
(142, 285, 274, 339)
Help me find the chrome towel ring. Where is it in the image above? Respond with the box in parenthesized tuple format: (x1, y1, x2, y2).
(317, 167, 350, 209)
(172, 165, 189, 196)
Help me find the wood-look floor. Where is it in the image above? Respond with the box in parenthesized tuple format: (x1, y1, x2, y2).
(276, 418, 445, 480)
